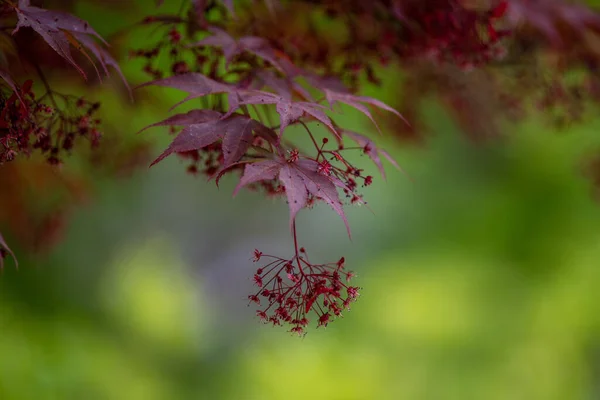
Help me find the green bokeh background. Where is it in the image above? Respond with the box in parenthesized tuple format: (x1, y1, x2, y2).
(2, 1, 600, 399)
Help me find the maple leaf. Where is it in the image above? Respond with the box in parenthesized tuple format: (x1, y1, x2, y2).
(252, 70, 313, 102)
(0, 232, 18, 270)
(233, 159, 281, 195)
(304, 73, 351, 94)
(136, 72, 238, 110)
(324, 90, 409, 134)
(234, 158, 351, 237)
(343, 130, 406, 180)
(141, 110, 276, 168)
(189, 27, 297, 75)
(72, 33, 131, 97)
(230, 90, 339, 139)
(12, 0, 108, 79)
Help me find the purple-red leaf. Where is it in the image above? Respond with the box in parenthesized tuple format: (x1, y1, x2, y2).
(189, 27, 297, 75)
(305, 74, 350, 94)
(10, 1, 128, 92)
(279, 163, 309, 230)
(0, 232, 18, 269)
(13, 8, 85, 78)
(325, 90, 409, 133)
(138, 109, 221, 134)
(233, 160, 281, 195)
(253, 70, 313, 102)
(16, 2, 106, 43)
(343, 130, 404, 180)
(12, 2, 110, 79)
(143, 111, 274, 168)
(235, 156, 350, 237)
(73, 33, 131, 97)
(294, 159, 351, 238)
(221, 117, 256, 167)
(191, 27, 239, 63)
(234, 91, 339, 138)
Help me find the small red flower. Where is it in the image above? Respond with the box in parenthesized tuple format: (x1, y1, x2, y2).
(318, 313, 330, 327)
(347, 286, 360, 299)
(287, 149, 300, 163)
(317, 160, 332, 175)
(248, 294, 260, 305)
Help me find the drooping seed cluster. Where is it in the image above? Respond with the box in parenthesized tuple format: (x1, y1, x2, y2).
(249, 249, 360, 336)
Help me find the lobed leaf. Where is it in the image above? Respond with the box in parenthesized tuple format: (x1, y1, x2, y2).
(343, 130, 405, 180)
(234, 157, 350, 237)
(279, 163, 309, 230)
(294, 159, 350, 238)
(189, 27, 297, 75)
(137, 109, 221, 134)
(12, 0, 127, 90)
(73, 33, 131, 97)
(253, 70, 313, 102)
(325, 90, 409, 134)
(14, 7, 86, 77)
(143, 111, 275, 168)
(233, 160, 281, 195)
(233, 90, 339, 139)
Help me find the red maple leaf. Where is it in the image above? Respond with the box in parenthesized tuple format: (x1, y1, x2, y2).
(324, 90, 409, 134)
(234, 157, 351, 237)
(140, 110, 277, 168)
(251, 70, 313, 102)
(9, 0, 129, 94)
(189, 26, 298, 75)
(12, 0, 107, 79)
(229, 90, 339, 139)
(343, 130, 406, 180)
(72, 33, 131, 97)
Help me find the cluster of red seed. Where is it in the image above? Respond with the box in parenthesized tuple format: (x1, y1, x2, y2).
(249, 249, 360, 335)
(1, 80, 102, 165)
